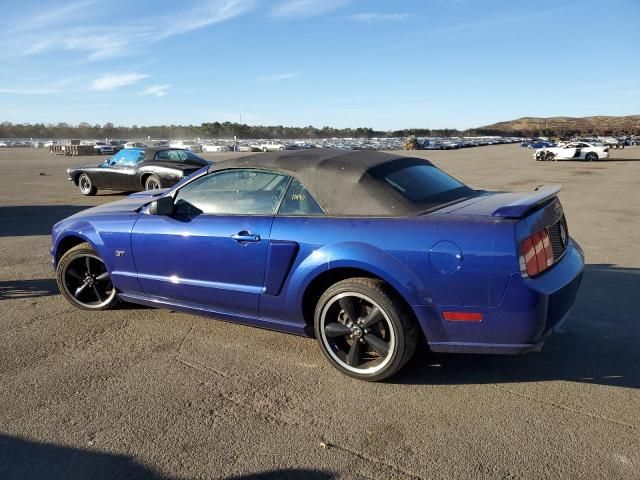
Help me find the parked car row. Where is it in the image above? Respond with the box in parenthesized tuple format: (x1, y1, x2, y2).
(3, 136, 527, 152)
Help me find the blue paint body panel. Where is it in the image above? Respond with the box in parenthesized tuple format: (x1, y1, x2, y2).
(51, 173, 584, 355)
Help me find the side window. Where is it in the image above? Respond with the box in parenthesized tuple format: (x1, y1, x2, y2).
(278, 178, 324, 216)
(174, 170, 289, 216)
(169, 150, 182, 162)
(156, 150, 183, 162)
(155, 150, 170, 161)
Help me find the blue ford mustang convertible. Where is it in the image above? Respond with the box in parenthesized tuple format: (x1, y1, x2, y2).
(51, 150, 584, 381)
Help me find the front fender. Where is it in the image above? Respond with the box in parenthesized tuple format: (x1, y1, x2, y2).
(52, 214, 142, 294)
(52, 222, 104, 266)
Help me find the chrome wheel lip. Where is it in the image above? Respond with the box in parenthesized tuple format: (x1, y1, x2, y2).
(79, 175, 92, 194)
(146, 178, 160, 190)
(320, 291, 396, 375)
(61, 253, 116, 309)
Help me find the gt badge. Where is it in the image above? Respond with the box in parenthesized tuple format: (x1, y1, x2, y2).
(115, 250, 126, 257)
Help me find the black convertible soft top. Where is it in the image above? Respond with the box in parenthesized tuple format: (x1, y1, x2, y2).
(208, 149, 473, 216)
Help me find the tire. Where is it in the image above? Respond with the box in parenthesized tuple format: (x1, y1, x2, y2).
(263, 147, 268, 152)
(314, 278, 418, 382)
(547, 152, 556, 161)
(144, 174, 162, 190)
(78, 173, 97, 196)
(56, 242, 118, 310)
(585, 152, 598, 161)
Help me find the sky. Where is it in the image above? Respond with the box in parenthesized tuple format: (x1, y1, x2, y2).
(0, 0, 639, 130)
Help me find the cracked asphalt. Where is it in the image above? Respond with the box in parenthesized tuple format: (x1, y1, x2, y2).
(0, 145, 638, 480)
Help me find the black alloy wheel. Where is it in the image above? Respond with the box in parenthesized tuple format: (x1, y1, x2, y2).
(314, 278, 417, 381)
(56, 243, 118, 310)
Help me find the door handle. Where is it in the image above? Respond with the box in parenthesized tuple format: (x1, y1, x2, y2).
(231, 231, 261, 242)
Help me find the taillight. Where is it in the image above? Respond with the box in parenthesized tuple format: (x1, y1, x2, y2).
(520, 228, 554, 277)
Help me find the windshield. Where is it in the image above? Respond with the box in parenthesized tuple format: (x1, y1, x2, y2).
(368, 159, 476, 212)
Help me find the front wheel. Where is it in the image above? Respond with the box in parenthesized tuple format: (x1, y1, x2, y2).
(585, 152, 598, 161)
(56, 243, 118, 310)
(314, 278, 417, 381)
(78, 173, 97, 196)
(145, 174, 162, 190)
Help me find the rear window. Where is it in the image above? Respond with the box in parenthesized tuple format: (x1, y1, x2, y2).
(368, 159, 476, 212)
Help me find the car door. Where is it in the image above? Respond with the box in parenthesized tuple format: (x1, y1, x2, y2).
(561, 143, 578, 159)
(96, 149, 143, 190)
(130, 169, 290, 318)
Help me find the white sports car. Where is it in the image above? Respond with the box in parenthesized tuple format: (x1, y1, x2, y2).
(534, 142, 610, 161)
(201, 144, 229, 152)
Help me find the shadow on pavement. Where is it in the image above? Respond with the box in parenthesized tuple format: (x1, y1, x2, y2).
(0, 279, 58, 301)
(0, 434, 169, 480)
(396, 264, 640, 389)
(0, 205, 90, 237)
(0, 433, 333, 480)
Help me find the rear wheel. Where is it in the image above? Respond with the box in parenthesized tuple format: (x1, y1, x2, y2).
(56, 243, 118, 310)
(314, 278, 417, 381)
(585, 152, 598, 161)
(145, 174, 162, 190)
(78, 173, 97, 196)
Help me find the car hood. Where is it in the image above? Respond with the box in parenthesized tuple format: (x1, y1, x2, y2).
(68, 164, 102, 171)
(65, 196, 152, 220)
(128, 188, 171, 199)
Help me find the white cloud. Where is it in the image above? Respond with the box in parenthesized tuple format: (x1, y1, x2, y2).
(141, 84, 171, 97)
(3, 0, 256, 61)
(347, 13, 412, 22)
(423, 9, 561, 36)
(271, 0, 350, 18)
(256, 73, 298, 83)
(6, 0, 98, 35)
(0, 87, 59, 95)
(91, 73, 148, 91)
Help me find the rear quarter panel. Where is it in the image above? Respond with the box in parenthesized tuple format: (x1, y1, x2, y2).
(261, 214, 518, 328)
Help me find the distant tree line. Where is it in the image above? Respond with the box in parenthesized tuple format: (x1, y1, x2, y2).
(0, 121, 467, 139)
(1, 121, 638, 140)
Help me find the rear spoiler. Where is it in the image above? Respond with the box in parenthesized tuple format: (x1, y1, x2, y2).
(491, 184, 561, 218)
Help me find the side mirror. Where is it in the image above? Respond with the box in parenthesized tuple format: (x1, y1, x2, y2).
(149, 196, 174, 215)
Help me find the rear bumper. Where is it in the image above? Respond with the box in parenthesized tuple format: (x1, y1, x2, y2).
(418, 239, 584, 354)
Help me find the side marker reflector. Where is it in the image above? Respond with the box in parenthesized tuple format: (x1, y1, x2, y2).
(442, 311, 483, 322)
